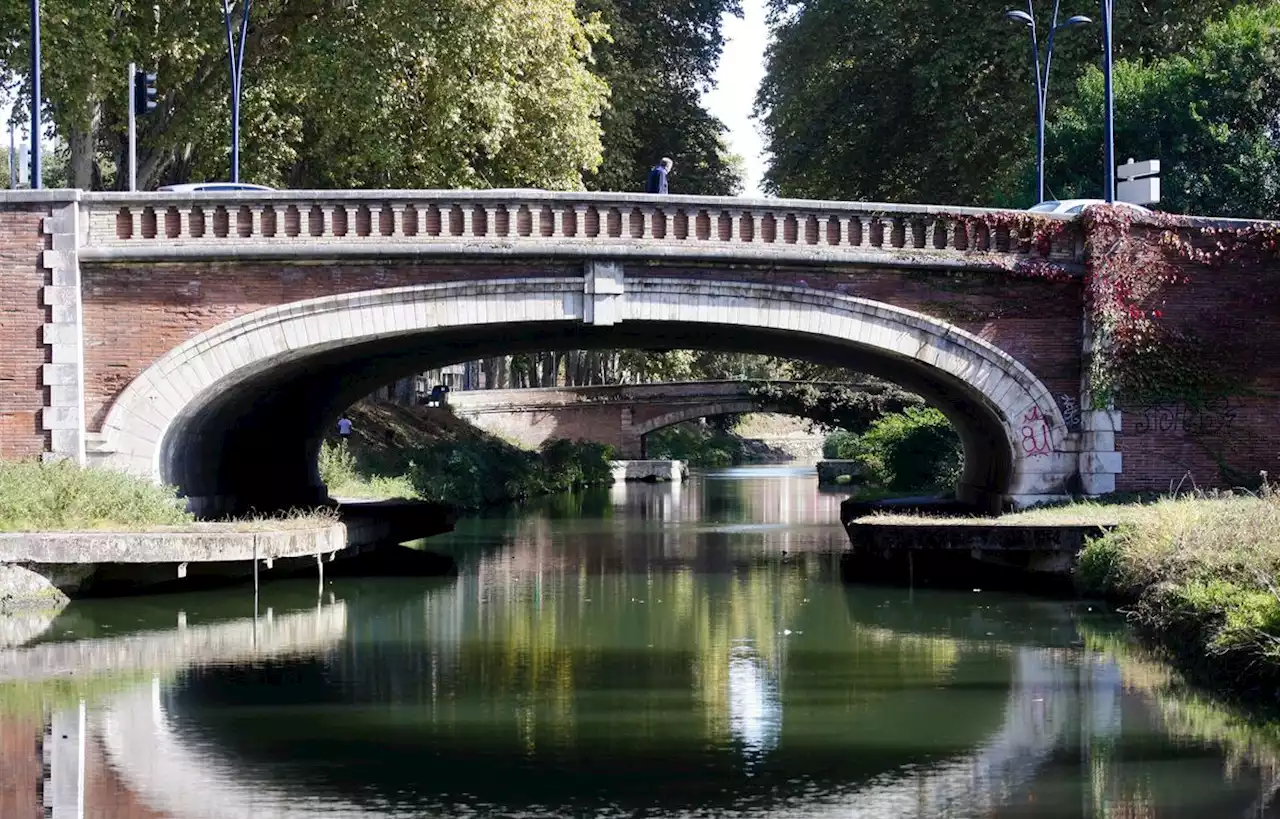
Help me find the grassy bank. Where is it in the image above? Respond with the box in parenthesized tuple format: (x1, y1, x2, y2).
(0, 459, 338, 532)
(863, 489, 1280, 703)
(1075, 490, 1280, 702)
(0, 459, 193, 531)
(320, 400, 614, 509)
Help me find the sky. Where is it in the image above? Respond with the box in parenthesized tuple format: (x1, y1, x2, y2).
(701, 0, 771, 197)
(6, 2, 774, 193)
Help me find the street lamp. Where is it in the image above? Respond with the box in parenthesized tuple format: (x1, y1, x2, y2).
(29, 0, 41, 189)
(1100, 0, 1115, 202)
(222, 0, 253, 183)
(1004, 0, 1092, 204)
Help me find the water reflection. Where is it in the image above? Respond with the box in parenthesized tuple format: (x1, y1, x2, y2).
(1, 467, 1279, 817)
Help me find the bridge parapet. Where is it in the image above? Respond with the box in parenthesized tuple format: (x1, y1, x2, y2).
(77, 189, 1084, 268)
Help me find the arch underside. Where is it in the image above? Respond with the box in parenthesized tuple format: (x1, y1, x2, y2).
(99, 279, 1075, 516)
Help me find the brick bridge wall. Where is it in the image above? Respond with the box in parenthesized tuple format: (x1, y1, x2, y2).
(2, 190, 1277, 502)
(69, 261, 1083, 436)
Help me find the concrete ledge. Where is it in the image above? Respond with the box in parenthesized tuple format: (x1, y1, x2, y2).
(0, 523, 348, 564)
(841, 519, 1119, 592)
(610, 459, 687, 482)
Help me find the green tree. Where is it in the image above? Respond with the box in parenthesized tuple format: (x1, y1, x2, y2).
(0, 0, 608, 190)
(580, 0, 743, 195)
(755, 0, 1238, 207)
(831, 407, 961, 492)
(1045, 3, 1280, 219)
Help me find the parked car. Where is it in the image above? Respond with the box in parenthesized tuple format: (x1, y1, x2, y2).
(1028, 199, 1150, 215)
(156, 182, 275, 192)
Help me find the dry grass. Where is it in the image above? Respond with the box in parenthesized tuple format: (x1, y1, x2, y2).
(862, 487, 1280, 696)
(0, 459, 340, 533)
(862, 502, 1140, 528)
(1075, 488, 1280, 693)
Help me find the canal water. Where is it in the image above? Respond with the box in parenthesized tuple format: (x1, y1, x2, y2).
(3, 466, 1280, 818)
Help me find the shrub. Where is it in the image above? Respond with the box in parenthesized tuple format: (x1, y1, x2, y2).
(406, 438, 613, 509)
(0, 459, 192, 531)
(646, 423, 746, 467)
(830, 407, 963, 493)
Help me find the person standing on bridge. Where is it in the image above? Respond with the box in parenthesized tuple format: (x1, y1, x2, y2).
(645, 158, 673, 194)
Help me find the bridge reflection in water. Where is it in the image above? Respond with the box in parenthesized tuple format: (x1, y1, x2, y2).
(6, 469, 1279, 818)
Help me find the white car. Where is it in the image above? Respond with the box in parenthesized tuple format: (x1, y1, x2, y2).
(156, 182, 275, 192)
(1028, 198, 1150, 215)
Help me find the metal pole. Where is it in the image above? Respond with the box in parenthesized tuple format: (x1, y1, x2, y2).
(1028, 11, 1045, 204)
(29, 0, 41, 189)
(7, 123, 14, 189)
(222, 0, 253, 183)
(127, 62, 137, 191)
(1101, 0, 1115, 202)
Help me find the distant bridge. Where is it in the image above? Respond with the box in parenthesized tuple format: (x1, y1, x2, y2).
(446, 380, 871, 457)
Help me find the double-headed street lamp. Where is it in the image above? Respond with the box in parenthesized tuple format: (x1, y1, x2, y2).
(1004, 0, 1091, 204)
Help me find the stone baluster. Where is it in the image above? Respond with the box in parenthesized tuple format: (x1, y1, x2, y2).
(366, 204, 383, 238)
(319, 206, 336, 238)
(249, 206, 264, 238)
(174, 207, 190, 240)
(549, 206, 567, 238)
(901, 218, 919, 249)
(455, 204, 472, 237)
(833, 215, 849, 246)
(727, 210, 745, 243)
(482, 206, 499, 238)
(573, 205, 590, 239)
(391, 204, 407, 237)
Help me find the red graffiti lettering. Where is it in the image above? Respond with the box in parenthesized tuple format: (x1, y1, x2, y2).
(1020, 405, 1053, 457)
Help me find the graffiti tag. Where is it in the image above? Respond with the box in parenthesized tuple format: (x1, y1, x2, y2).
(1021, 405, 1053, 457)
(1130, 398, 1238, 437)
(1055, 393, 1081, 433)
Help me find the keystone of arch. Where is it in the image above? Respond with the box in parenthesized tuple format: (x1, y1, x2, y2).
(98, 275, 1073, 504)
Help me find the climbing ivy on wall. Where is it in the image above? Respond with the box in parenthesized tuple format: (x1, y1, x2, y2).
(1082, 206, 1280, 410)
(919, 205, 1278, 412)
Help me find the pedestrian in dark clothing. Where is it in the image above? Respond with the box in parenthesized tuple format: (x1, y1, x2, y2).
(645, 157, 673, 194)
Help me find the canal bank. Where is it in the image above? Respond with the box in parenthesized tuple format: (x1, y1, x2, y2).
(3, 465, 1280, 817)
(840, 489, 1280, 708)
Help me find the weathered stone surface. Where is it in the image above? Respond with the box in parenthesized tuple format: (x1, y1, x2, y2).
(611, 460, 687, 482)
(0, 564, 69, 619)
(0, 523, 348, 564)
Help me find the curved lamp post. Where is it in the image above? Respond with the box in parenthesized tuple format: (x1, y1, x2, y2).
(1004, 0, 1091, 204)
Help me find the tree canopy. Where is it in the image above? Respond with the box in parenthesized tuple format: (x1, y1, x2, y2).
(0, 0, 608, 190)
(1045, 3, 1280, 219)
(755, 0, 1239, 207)
(579, 0, 744, 195)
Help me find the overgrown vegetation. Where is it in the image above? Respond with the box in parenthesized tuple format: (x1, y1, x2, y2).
(0, 459, 193, 531)
(824, 407, 963, 494)
(1074, 487, 1280, 698)
(645, 422, 752, 467)
(319, 401, 615, 509)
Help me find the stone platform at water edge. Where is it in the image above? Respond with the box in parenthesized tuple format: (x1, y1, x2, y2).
(840, 516, 1120, 592)
(0, 499, 455, 609)
(610, 460, 688, 482)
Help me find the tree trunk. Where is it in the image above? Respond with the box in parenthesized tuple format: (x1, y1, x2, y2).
(67, 104, 99, 190)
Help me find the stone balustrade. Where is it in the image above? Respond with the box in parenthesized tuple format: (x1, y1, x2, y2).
(78, 189, 1084, 266)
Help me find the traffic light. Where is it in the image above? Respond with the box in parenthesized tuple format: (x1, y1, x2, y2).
(133, 69, 157, 116)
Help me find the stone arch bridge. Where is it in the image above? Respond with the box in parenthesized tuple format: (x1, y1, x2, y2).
(446, 380, 862, 458)
(2, 188, 1274, 516)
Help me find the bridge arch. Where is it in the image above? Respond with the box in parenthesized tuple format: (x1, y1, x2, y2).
(630, 399, 832, 458)
(98, 275, 1075, 515)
